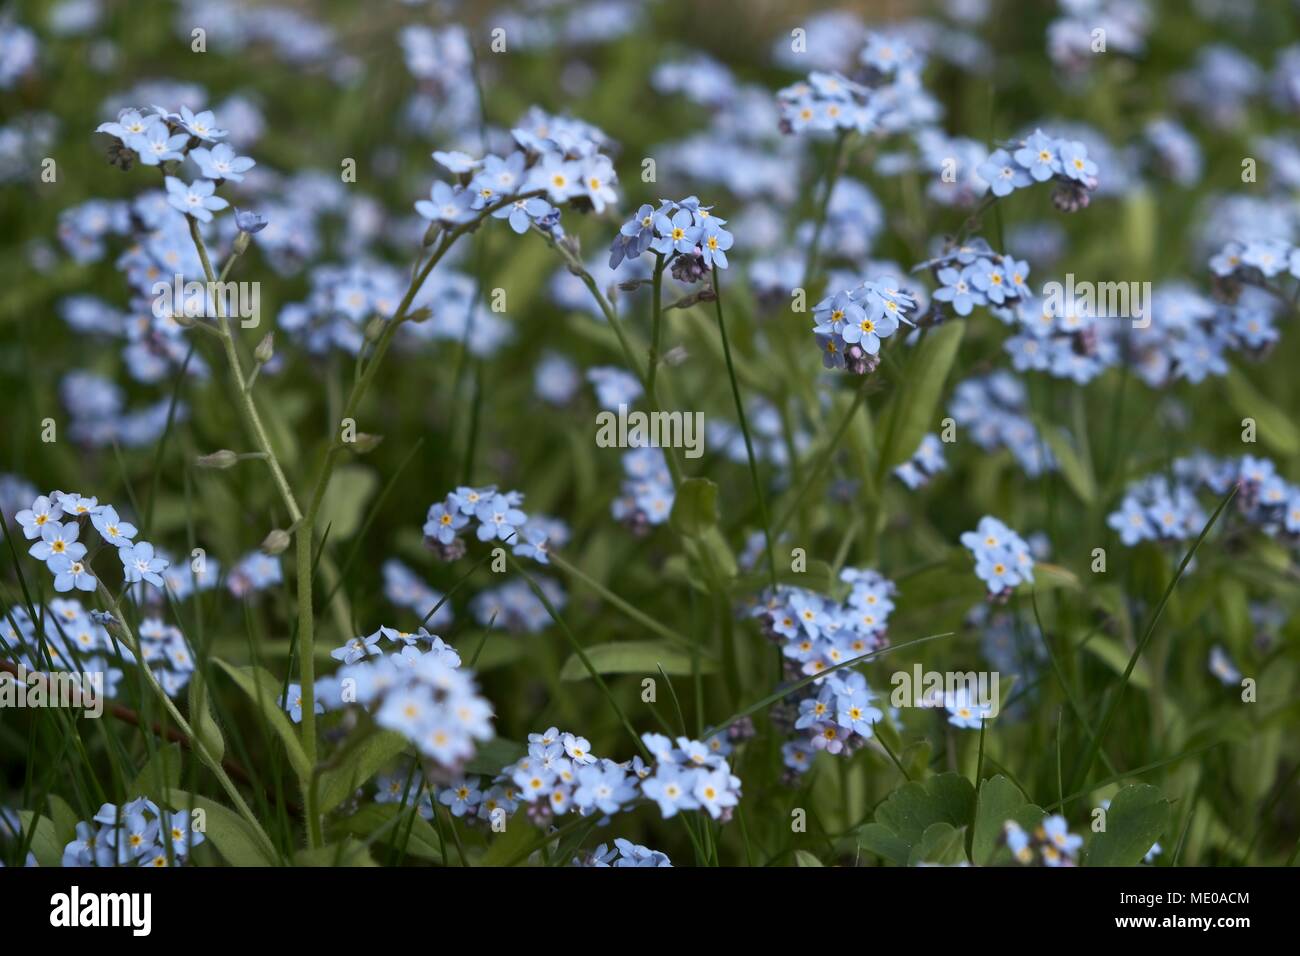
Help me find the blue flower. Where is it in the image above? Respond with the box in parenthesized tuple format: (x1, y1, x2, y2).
(29, 520, 86, 566)
(573, 762, 636, 815)
(330, 629, 383, 665)
(415, 180, 477, 225)
(1057, 140, 1098, 183)
(1039, 814, 1083, 862)
(969, 258, 1012, 304)
(839, 308, 898, 354)
(234, 208, 269, 233)
(189, 143, 255, 182)
(652, 208, 700, 255)
(932, 265, 984, 316)
(164, 176, 228, 223)
(15, 495, 63, 540)
(698, 219, 734, 269)
(120, 541, 169, 587)
(641, 765, 699, 817)
(91, 505, 137, 548)
(424, 499, 468, 544)
(127, 119, 188, 166)
(438, 777, 483, 817)
(281, 683, 323, 723)
(474, 494, 527, 542)
(1014, 129, 1060, 182)
(177, 106, 228, 142)
(512, 526, 551, 564)
(432, 150, 481, 174)
(492, 196, 553, 234)
(49, 554, 96, 593)
(977, 147, 1032, 197)
(618, 203, 657, 257)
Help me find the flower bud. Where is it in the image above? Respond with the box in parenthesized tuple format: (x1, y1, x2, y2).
(260, 528, 292, 555)
(254, 332, 275, 364)
(350, 432, 384, 454)
(196, 450, 239, 469)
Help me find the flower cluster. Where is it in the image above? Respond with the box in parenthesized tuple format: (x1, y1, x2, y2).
(978, 128, 1100, 211)
(1002, 815, 1082, 867)
(923, 239, 1032, 318)
(611, 447, 675, 532)
(752, 570, 896, 774)
(812, 275, 919, 375)
(961, 516, 1036, 598)
(573, 838, 672, 867)
(485, 728, 743, 831)
(1108, 453, 1300, 547)
(609, 196, 734, 279)
(136, 618, 196, 697)
(469, 576, 566, 634)
(15, 491, 168, 596)
(382, 559, 454, 630)
(60, 371, 189, 448)
(62, 798, 204, 867)
(319, 629, 494, 780)
(423, 485, 561, 565)
(894, 433, 947, 490)
(1047, 0, 1150, 74)
(415, 105, 615, 235)
(1, 599, 124, 696)
(948, 372, 1055, 477)
(1210, 237, 1300, 285)
(777, 33, 938, 137)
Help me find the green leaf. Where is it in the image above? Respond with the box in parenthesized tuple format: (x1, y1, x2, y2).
(317, 730, 411, 814)
(909, 822, 967, 865)
(45, 795, 80, 848)
(464, 737, 526, 776)
(858, 772, 976, 866)
(17, 812, 63, 867)
(130, 742, 184, 805)
(973, 775, 1045, 865)
(1084, 636, 1152, 690)
(1085, 784, 1169, 866)
(878, 321, 965, 471)
(188, 669, 225, 764)
(1037, 422, 1096, 505)
(858, 823, 911, 865)
(332, 804, 443, 863)
(1223, 365, 1300, 457)
(294, 838, 378, 867)
(560, 640, 717, 680)
(480, 812, 542, 866)
(163, 789, 278, 866)
(316, 465, 380, 539)
(1027, 562, 1081, 593)
(793, 849, 824, 867)
(669, 477, 718, 537)
(212, 659, 312, 782)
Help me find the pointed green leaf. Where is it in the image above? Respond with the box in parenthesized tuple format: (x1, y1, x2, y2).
(669, 477, 719, 537)
(1085, 784, 1169, 866)
(163, 789, 277, 866)
(317, 730, 411, 814)
(213, 659, 312, 782)
(878, 321, 965, 471)
(560, 640, 717, 680)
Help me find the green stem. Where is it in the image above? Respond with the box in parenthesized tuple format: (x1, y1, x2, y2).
(710, 265, 777, 590)
(648, 254, 665, 398)
(97, 583, 279, 862)
(550, 237, 684, 487)
(802, 130, 848, 287)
